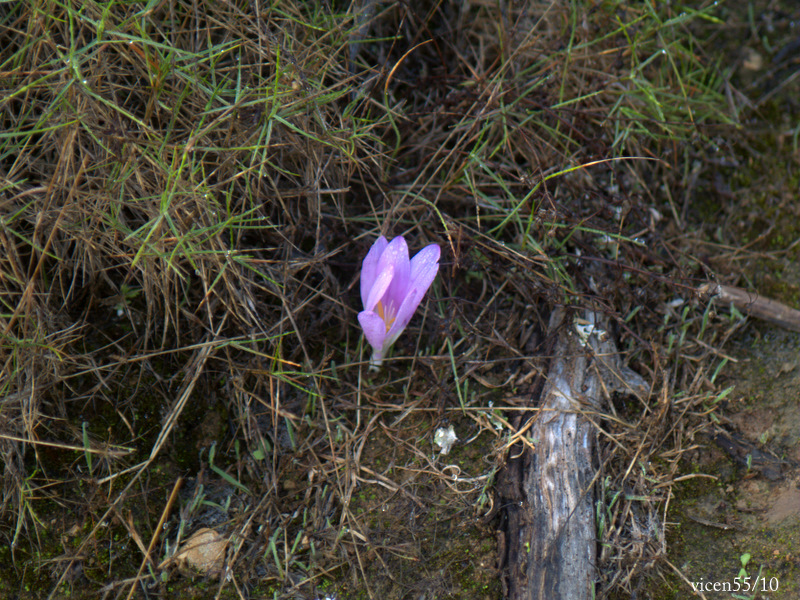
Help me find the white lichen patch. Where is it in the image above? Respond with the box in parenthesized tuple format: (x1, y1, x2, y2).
(434, 425, 458, 455)
(574, 320, 607, 347)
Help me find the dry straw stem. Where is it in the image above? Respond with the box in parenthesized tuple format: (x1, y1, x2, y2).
(125, 477, 183, 600)
(0, 0, 744, 598)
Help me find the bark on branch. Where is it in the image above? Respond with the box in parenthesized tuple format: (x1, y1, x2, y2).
(501, 308, 644, 600)
(697, 282, 800, 333)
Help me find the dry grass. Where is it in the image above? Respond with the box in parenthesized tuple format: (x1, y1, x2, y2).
(0, 0, 771, 598)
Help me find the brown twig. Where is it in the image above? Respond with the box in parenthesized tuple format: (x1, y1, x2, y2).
(698, 282, 800, 333)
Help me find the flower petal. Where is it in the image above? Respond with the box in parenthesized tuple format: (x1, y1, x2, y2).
(364, 262, 394, 311)
(410, 243, 441, 284)
(365, 236, 407, 310)
(383, 237, 411, 308)
(384, 287, 421, 347)
(360, 236, 388, 307)
(358, 310, 387, 353)
(385, 243, 440, 346)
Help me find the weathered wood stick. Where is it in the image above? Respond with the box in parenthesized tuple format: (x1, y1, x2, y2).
(504, 308, 625, 600)
(697, 283, 800, 333)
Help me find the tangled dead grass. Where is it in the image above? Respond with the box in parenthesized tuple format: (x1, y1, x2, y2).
(1, 0, 780, 598)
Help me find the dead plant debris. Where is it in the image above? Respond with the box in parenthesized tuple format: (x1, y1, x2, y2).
(1, 0, 798, 599)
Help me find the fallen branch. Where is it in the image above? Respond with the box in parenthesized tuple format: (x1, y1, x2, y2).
(500, 307, 645, 600)
(697, 283, 800, 333)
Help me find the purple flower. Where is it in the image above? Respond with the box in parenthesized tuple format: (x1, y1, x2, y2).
(358, 235, 440, 367)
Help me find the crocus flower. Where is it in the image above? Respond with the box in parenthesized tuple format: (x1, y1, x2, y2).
(358, 235, 440, 368)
